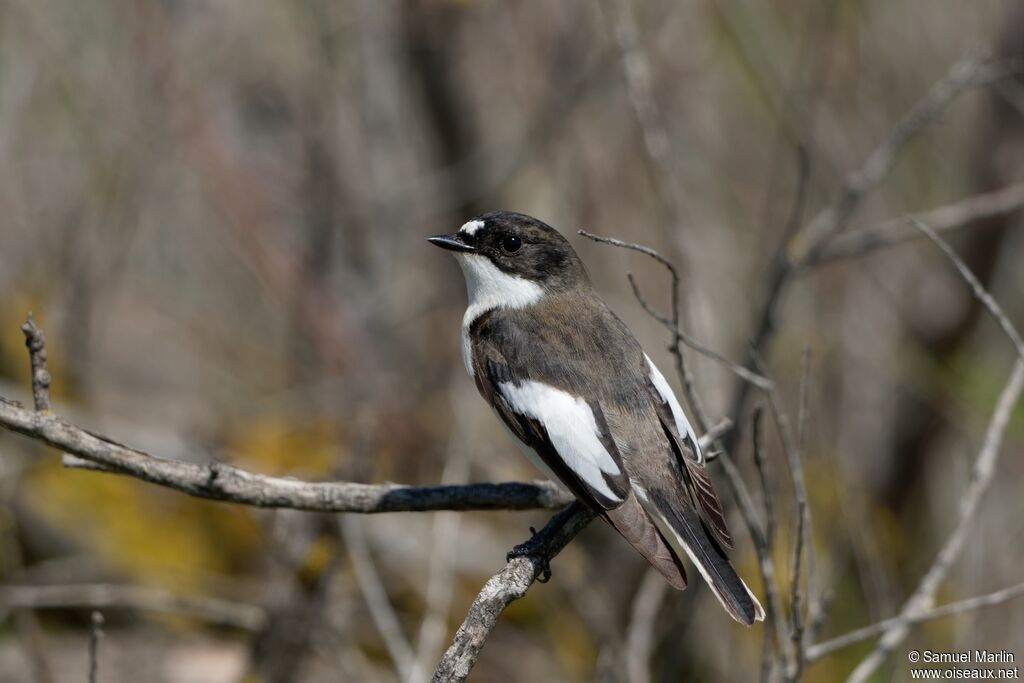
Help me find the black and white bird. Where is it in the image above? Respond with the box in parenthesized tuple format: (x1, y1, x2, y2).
(429, 211, 764, 625)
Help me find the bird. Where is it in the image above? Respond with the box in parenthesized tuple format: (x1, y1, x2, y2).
(429, 211, 764, 625)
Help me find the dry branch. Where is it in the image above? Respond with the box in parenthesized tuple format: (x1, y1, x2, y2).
(430, 503, 596, 683)
(0, 583, 266, 631)
(0, 396, 572, 513)
(724, 53, 1022, 457)
(20, 314, 51, 413)
(807, 581, 1024, 661)
(430, 420, 732, 683)
(809, 181, 1024, 265)
(844, 219, 1024, 682)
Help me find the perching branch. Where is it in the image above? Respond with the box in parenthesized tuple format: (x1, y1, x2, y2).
(0, 401, 572, 515)
(2, 316, 580, 514)
(430, 419, 733, 683)
(431, 502, 596, 683)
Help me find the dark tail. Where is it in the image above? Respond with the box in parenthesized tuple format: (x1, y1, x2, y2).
(638, 487, 764, 625)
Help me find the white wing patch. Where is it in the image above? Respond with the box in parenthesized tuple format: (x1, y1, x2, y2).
(455, 254, 544, 376)
(498, 379, 622, 502)
(644, 354, 703, 463)
(459, 219, 485, 235)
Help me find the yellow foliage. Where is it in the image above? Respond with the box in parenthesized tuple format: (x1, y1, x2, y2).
(226, 415, 343, 477)
(23, 460, 262, 592)
(546, 608, 596, 682)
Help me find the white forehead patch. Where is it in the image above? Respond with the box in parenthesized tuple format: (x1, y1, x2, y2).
(459, 219, 485, 235)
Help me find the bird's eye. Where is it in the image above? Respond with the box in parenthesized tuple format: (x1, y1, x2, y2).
(501, 235, 522, 253)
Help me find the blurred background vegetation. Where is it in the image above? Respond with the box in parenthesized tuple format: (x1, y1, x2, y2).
(0, 0, 1022, 681)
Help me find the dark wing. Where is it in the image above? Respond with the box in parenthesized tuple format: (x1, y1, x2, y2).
(643, 355, 733, 549)
(471, 333, 628, 509)
(470, 326, 689, 589)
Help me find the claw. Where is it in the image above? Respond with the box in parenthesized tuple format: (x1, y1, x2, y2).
(505, 526, 553, 582)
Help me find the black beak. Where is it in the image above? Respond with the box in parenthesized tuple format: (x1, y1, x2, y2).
(428, 233, 476, 253)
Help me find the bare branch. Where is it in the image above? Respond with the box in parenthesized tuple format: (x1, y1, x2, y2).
(0, 397, 573, 512)
(750, 406, 783, 683)
(807, 581, 1024, 661)
(621, 272, 772, 390)
(578, 230, 680, 292)
(598, 0, 690, 238)
(625, 568, 670, 683)
(578, 229, 710, 432)
(20, 315, 51, 413)
(340, 516, 415, 679)
(431, 422, 730, 683)
(431, 502, 597, 683)
(88, 611, 103, 683)
(2, 317, 580, 514)
(795, 55, 1019, 262)
(718, 446, 789, 681)
(845, 216, 1024, 681)
(809, 181, 1024, 265)
(910, 219, 1024, 359)
(724, 53, 1023, 457)
(0, 583, 266, 631)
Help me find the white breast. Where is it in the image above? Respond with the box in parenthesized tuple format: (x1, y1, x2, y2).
(454, 253, 544, 376)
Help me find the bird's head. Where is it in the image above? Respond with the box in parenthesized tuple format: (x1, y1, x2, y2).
(428, 211, 588, 296)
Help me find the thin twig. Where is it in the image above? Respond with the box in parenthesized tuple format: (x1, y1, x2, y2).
(752, 358, 814, 683)
(340, 515, 415, 680)
(88, 611, 103, 683)
(625, 568, 670, 683)
(0, 583, 266, 630)
(808, 581, 1024, 661)
(846, 362, 1024, 681)
(795, 54, 1017, 262)
(621, 273, 773, 389)
(750, 406, 783, 683)
(910, 219, 1024, 359)
(579, 229, 712, 431)
(719, 448, 789, 682)
(600, 0, 689, 241)
(845, 218, 1024, 681)
(20, 315, 51, 413)
(789, 347, 815, 681)
(808, 181, 1024, 265)
(723, 53, 1021, 457)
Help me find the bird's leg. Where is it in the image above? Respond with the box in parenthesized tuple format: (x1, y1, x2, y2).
(506, 526, 553, 582)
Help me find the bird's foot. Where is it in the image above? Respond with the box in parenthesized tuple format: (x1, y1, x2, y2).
(506, 526, 553, 582)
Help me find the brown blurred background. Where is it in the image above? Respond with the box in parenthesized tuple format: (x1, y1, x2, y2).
(1, 1, 1022, 681)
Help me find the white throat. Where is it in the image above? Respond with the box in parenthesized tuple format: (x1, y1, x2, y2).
(454, 253, 544, 376)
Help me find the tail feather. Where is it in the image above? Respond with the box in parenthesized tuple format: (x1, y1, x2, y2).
(637, 486, 765, 625)
(603, 493, 688, 590)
